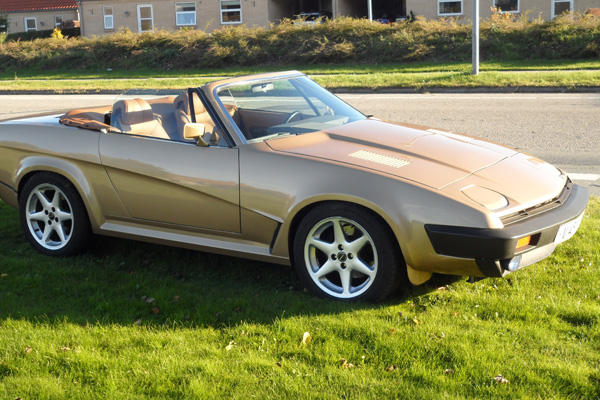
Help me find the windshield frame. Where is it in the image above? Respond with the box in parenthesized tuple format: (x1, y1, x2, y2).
(205, 71, 366, 146)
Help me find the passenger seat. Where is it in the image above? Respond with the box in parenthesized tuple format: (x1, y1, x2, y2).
(111, 98, 170, 140)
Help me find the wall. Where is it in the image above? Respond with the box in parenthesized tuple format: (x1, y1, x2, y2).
(6, 10, 78, 34)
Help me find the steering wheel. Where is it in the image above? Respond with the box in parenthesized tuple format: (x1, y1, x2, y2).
(283, 111, 302, 124)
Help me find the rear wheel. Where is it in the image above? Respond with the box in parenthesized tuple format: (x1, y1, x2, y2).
(19, 173, 91, 256)
(293, 203, 404, 302)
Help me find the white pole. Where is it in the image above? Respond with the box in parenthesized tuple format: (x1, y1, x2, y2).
(368, 0, 373, 20)
(472, 0, 479, 75)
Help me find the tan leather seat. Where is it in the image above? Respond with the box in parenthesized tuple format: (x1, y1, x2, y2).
(111, 98, 170, 140)
(173, 93, 218, 143)
(173, 93, 239, 146)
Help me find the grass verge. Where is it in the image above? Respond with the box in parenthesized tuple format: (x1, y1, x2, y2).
(0, 60, 599, 93)
(0, 197, 599, 399)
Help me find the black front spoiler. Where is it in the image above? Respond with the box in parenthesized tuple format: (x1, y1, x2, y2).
(425, 183, 589, 277)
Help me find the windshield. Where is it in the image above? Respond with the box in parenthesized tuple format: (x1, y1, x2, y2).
(215, 76, 365, 142)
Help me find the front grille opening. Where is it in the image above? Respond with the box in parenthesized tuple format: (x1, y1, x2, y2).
(501, 179, 573, 226)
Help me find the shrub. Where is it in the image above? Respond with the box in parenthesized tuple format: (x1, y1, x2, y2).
(0, 15, 597, 72)
(4, 27, 80, 42)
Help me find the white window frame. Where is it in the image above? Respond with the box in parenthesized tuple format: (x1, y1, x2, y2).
(24, 17, 37, 32)
(493, 0, 520, 13)
(54, 16, 63, 27)
(137, 4, 154, 32)
(176, 2, 197, 26)
(551, 0, 573, 18)
(103, 6, 114, 30)
(437, 0, 463, 16)
(220, 0, 242, 24)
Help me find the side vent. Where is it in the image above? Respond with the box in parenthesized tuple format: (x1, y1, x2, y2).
(349, 150, 410, 168)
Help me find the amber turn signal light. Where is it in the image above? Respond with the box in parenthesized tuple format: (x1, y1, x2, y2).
(515, 236, 531, 251)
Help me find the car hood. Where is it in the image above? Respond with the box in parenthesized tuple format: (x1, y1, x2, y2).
(266, 119, 566, 212)
(266, 119, 517, 190)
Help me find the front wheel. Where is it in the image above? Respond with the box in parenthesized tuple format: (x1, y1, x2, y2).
(293, 203, 404, 302)
(19, 173, 91, 256)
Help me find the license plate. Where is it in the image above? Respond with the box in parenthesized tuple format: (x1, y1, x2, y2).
(555, 213, 584, 245)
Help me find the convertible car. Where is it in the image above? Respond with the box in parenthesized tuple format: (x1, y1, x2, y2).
(0, 71, 589, 302)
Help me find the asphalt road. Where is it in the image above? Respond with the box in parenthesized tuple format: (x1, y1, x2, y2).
(1, 93, 598, 196)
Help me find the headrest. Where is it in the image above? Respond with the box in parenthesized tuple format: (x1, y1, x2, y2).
(173, 93, 206, 115)
(112, 98, 154, 125)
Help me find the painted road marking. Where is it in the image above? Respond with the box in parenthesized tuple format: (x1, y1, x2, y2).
(568, 173, 600, 181)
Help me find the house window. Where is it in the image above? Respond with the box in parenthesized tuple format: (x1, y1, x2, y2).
(55, 16, 63, 27)
(438, 0, 462, 15)
(176, 2, 196, 26)
(552, 0, 573, 18)
(104, 7, 114, 29)
(137, 4, 154, 32)
(220, 0, 242, 24)
(493, 0, 519, 12)
(25, 18, 37, 32)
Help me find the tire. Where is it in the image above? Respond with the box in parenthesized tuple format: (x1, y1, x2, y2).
(19, 173, 91, 256)
(292, 203, 404, 302)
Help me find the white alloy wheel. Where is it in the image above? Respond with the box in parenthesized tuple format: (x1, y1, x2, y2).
(293, 203, 404, 302)
(25, 183, 74, 250)
(304, 216, 378, 299)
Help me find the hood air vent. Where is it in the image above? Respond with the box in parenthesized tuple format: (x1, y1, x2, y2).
(349, 150, 410, 168)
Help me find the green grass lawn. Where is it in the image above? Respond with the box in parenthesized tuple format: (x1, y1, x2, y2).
(1, 60, 599, 93)
(0, 197, 599, 399)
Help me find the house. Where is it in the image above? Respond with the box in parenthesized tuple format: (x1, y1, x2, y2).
(77, 0, 406, 36)
(77, 0, 598, 37)
(405, 0, 599, 21)
(0, 0, 79, 34)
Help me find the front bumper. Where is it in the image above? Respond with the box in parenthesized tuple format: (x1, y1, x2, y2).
(425, 183, 589, 277)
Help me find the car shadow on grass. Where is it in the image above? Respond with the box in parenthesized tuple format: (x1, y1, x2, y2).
(0, 203, 462, 328)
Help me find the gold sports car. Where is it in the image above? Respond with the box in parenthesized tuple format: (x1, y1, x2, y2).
(0, 71, 589, 302)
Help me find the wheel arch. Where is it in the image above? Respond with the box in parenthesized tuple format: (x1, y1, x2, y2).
(283, 198, 407, 268)
(15, 157, 97, 229)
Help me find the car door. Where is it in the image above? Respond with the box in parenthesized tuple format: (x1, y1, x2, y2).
(99, 134, 240, 233)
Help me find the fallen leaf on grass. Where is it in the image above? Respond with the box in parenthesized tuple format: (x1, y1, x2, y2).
(24, 347, 32, 354)
(172, 296, 181, 303)
(152, 307, 160, 314)
(494, 374, 509, 384)
(0, 273, 7, 278)
(302, 332, 312, 345)
(412, 318, 420, 325)
(452, 311, 459, 316)
(276, 362, 282, 367)
(340, 358, 354, 368)
(225, 341, 236, 351)
(444, 369, 455, 375)
(59, 347, 71, 351)
(145, 297, 155, 304)
(437, 286, 447, 291)
(386, 365, 397, 372)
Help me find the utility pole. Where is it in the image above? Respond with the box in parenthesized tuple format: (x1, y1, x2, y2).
(472, 0, 479, 75)
(368, 0, 373, 20)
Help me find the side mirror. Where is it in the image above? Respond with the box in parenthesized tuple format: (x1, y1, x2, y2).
(183, 123, 209, 147)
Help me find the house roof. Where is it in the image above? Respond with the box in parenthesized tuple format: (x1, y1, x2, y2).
(0, 0, 78, 12)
